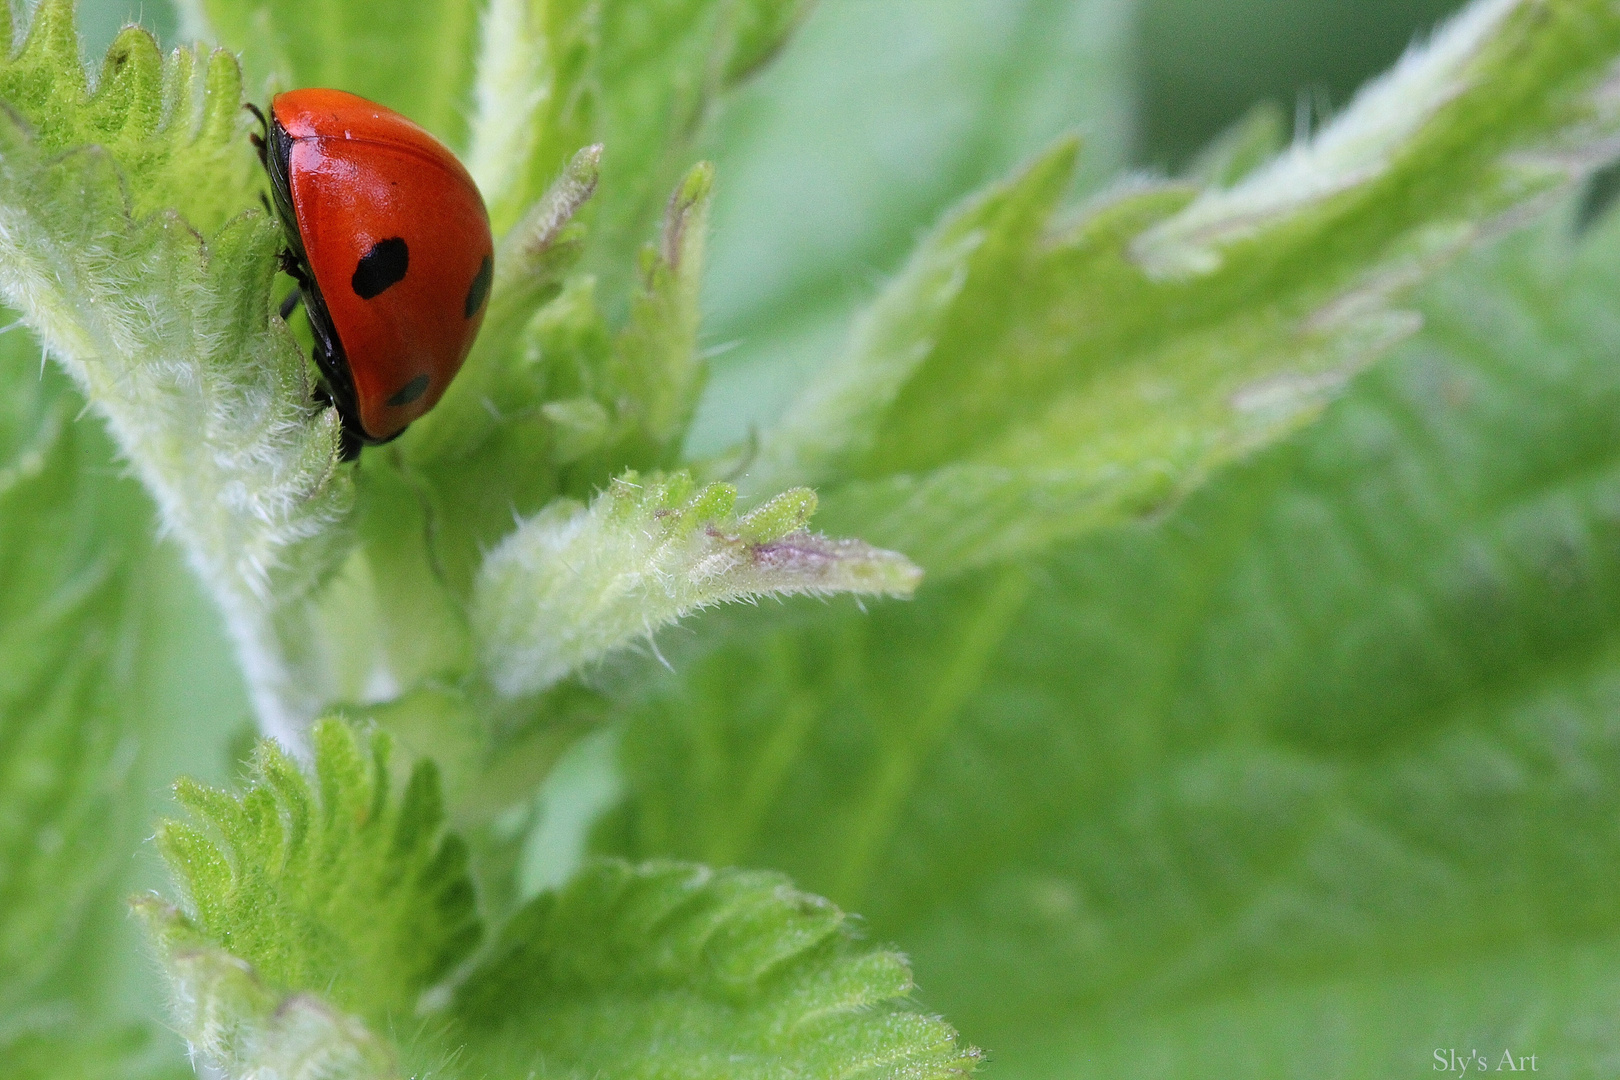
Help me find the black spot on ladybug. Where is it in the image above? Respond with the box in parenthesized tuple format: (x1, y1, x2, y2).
(386, 374, 431, 407)
(464, 255, 493, 318)
(352, 237, 409, 299)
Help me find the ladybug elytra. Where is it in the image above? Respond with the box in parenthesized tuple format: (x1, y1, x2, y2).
(250, 89, 494, 460)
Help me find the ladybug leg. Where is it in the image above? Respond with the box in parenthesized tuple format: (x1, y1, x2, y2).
(276, 247, 311, 287)
(274, 250, 314, 323)
(307, 335, 366, 462)
(243, 103, 269, 167)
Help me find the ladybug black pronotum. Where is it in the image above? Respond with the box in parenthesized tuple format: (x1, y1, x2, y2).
(250, 89, 495, 460)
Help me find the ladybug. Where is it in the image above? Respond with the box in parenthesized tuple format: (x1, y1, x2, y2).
(248, 89, 494, 460)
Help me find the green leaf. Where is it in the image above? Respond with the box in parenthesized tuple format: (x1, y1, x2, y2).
(135, 902, 400, 1080)
(473, 470, 921, 700)
(607, 204, 1620, 1074)
(451, 859, 978, 1080)
(0, 3, 353, 742)
(147, 721, 973, 1080)
(741, 0, 1620, 576)
(607, 161, 715, 462)
(0, 3, 257, 232)
(606, 568, 1034, 901)
(151, 719, 481, 1024)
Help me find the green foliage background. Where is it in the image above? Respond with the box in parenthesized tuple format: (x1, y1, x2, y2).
(11, 0, 1620, 1077)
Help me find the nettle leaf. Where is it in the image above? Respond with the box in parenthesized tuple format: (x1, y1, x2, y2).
(140, 718, 471, 1079)
(134, 900, 401, 1080)
(0, 2, 352, 742)
(463, 0, 606, 238)
(473, 470, 920, 699)
(607, 567, 1036, 900)
(140, 902, 404, 1080)
(150, 719, 480, 1025)
(607, 161, 716, 464)
(742, 0, 1620, 576)
(1183, 100, 1288, 189)
(452, 859, 978, 1080)
(147, 722, 973, 1080)
(608, 204, 1620, 1076)
(0, 1, 256, 232)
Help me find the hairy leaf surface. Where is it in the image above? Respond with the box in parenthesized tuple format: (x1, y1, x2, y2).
(149, 721, 974, 1080)
(153, 720, 481, 1024)
(452, 859, 977, 1080)
(474, 470, 919, 699)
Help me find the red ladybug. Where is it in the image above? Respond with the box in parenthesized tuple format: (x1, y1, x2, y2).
(249, 89, 494, 459)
